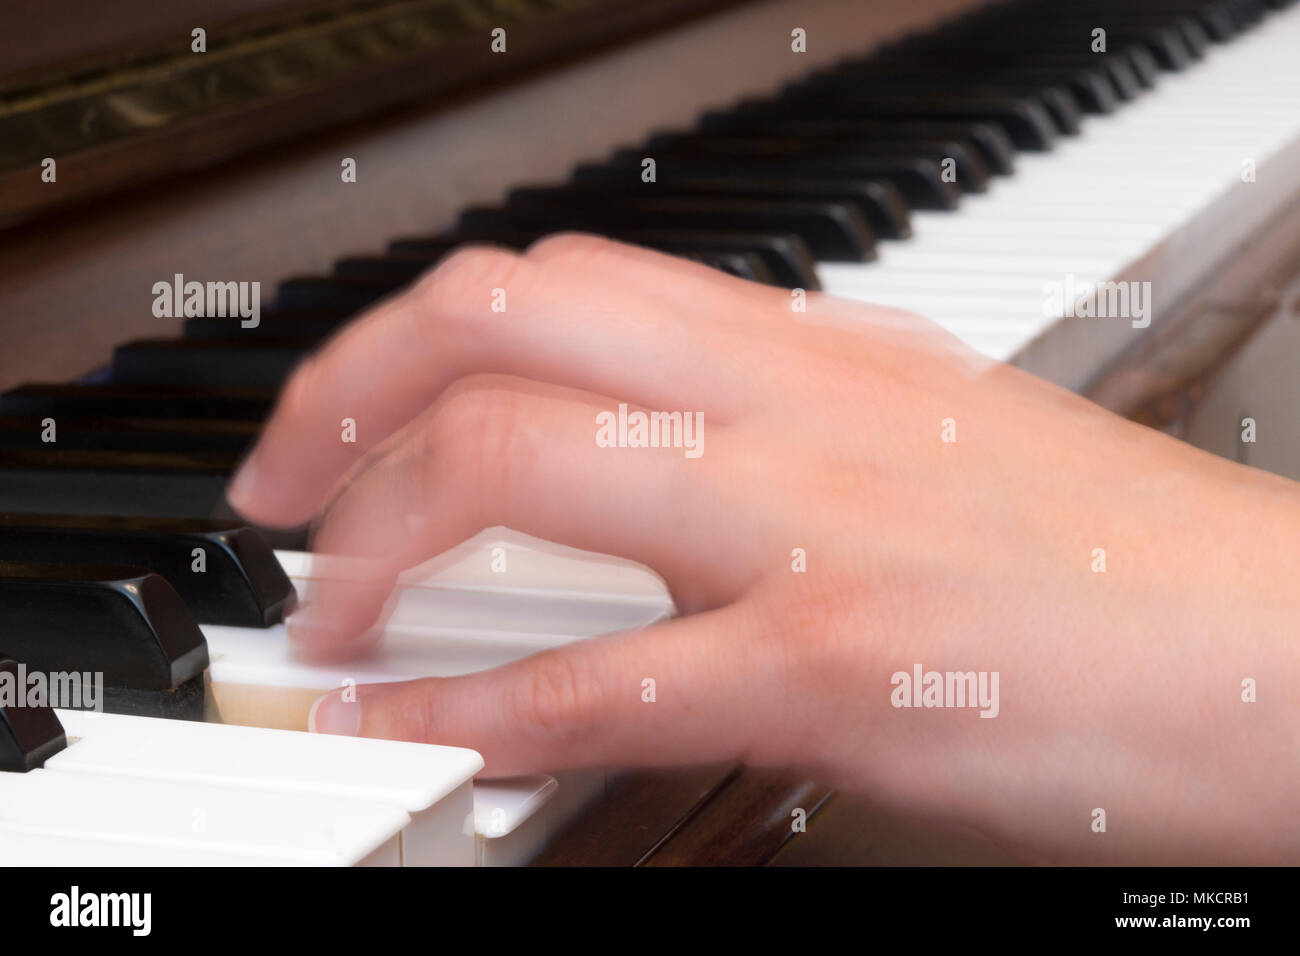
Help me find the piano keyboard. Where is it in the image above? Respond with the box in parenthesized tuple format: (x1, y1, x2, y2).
(3, 0, 1299, 866)
(0, 528, 670, 866)
(819, 0, 1300, 387)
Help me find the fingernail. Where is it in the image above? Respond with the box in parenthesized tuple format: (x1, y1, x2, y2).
(284, 606, 312, 640)
(226, 454, 260, 510)
(308, 689, 362, 736)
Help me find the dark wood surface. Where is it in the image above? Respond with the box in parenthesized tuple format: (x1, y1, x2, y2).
(534, 766, 835, 866)
(532, 765, 739, 866)
(534, 767, 1026, 866)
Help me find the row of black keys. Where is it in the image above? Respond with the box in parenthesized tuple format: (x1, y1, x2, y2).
(0, 513, 295, 740)
(0, 0, 1284, 696)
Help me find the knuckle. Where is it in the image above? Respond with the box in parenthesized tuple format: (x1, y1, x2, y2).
(509, 651, 594, 743)
(525, 231, 619, 267)
(273, 355, 323, 427)
(430, 382, 522, 452)
(425, 381, 537, 508)
(417, 245, 523, 312)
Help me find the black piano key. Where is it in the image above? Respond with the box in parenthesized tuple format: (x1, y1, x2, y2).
(184, 312, 351, 341)
(786, 75, 1082, 136)
(567, 165, 912, 239)
(0, 414, 257, 454)
(1088, 55, 1143, 99)
(337, 254, 445, 286)
(640, 131, 992, 193)
(1144, 28, 1197, 69)
(875, 36, 1159, 90)
(691, 251, 775, 283)
(605, 148, 960, 211)
(995, 17, 1197, 71)
(0, 514, 296, 627)
(0, 384, 274, 422)
(831, 62, 1124, 112)
(468, 194, 876, 262)
(965, 67, 1124, 110)
(384, 236, 466, 262)
(335, 256, 435, 285)
(1169, 15, 1212, 54)
(0, 562, 209, 719)
(696, 112, 1017, 176)
(770, 90, 1059, 150)
(0, 445, 306, 551)
(1080, 22, 1200, 69)
(0, 448, 234, 519)
(1192, 2, 1245, 38)
(1029, 86, 1084, 134)
(1118, 44, 1162, 86)
(112, 338, 310, 389)
(276, 276, 398, 314)
(0, 657, 68, 772)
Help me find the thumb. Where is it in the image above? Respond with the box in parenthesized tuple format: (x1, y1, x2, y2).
(307, 603, 775, 776)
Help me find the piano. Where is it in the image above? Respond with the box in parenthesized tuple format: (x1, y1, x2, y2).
(2, 0, 1299, 866)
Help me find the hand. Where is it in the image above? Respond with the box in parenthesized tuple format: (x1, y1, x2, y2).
(229, 235, 1300, 864)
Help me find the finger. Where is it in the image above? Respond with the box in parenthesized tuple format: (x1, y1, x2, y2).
(289, 374, 745, 661)
(307, 601, 788, 776)
(228, 239, 749, 528)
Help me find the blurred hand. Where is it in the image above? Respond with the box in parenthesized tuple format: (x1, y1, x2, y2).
(229, 235, 1300, 864)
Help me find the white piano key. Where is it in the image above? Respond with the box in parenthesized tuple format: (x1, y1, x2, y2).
(278, 526, 673, 602)
(49, 709, 482, 866)
(471, 769, 608, 866)
(211, 528, 674, 701)
(0, 769, 409, 866)
(474, 775, 559, 867)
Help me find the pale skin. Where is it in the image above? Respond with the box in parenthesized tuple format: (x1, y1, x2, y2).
(228, 235, 1300, 865)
